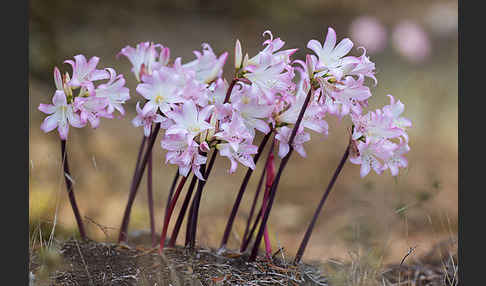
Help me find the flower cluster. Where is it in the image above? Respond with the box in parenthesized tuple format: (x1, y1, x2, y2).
(38, 55, 130, 139)
(119, 27, 411, 180)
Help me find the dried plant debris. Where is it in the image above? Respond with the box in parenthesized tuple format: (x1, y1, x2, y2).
(30, 238, 458, 286)
(31, 239, 328, 286)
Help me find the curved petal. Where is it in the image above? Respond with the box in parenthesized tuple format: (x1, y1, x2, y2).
(40, 115, 58, 133)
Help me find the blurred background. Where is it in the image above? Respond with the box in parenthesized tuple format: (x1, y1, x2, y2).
(29, 0, 457, 265)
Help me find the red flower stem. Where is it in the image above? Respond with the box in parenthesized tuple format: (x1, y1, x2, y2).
(219, 131, 272, 250)
(168, 174, 198, 247)
(166, 170, 180, 218)
(249, 87, 313, 261)
(240, 138, 275, 252)
(60, 140, 87, 240)
(293, 143, 350, 264)
(262, 148, 275, 259)
(223, 78, 239, 103)
(118, 123, 161, 243)
(241, 206, 262, 253)
(159, 175, 188, 252)
(240, 162, 267, 252)
(186, 149, 218, 249)
(147, 148, 156, 247)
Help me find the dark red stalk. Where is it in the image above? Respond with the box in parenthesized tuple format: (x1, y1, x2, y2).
(262, 149, 275, 259)
(241, 207, 262, 253)
(293, 143, 350, 264)
(186, 149, 218, 249)
(168, 174, 198, 247)
(159, 175, 188, 252)
(118, 123, 161, 243)
(166, 170, 180, 217)
(60, 140, 87, 240)
(147, 149, 156, 247)
(240, 162, 267, 252)
(249, 88, 313, 261)
(240, 138, 275, 252)
(219, 132, 272, 250)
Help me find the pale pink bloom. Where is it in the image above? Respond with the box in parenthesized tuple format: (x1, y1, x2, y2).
(94, 68, 130, 115)
(342, 47, 377, 85)
(349, 16, 387, 54)
(132, 102, 167, 137)
(322, 75, 372, 118)
(159, 46, 171, 67)
(161, 134, 207, 180)
(136, 69, 183, 114)
(38, 90, 85, 140)
(207, 78, 228, 105)
(171, 57, 209, 106)
(215, 114, 253, 152)
(165, 101, 213, 141)
(383, 95, 412, 131)
(307, 27, 355, 72)
(392, 21, 431, 63)
(246, 31, 297, 67)
(351, 108, 403, 143)
(218, 141, 258, 173)
(349, 139, 396, 178)
(183, 43, 228, 84)
(383, 139, 410, 176)
(118, 42, 161, 81)
(73, 96, 111, 128)
(244, 58, 295, 102)
(277, 86, 329, 135)
(231, 85, 273, 136)
(275, 126, 311, 158)
(64, 55, 109, 88)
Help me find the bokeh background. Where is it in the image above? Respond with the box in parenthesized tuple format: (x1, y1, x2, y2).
(29, 0, 457, 265)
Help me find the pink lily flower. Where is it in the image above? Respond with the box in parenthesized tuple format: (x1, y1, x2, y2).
(217, 141, 258, 174)
(275, 126, 311, 158)
(165, 100, 214, 142)
(94, 68, 130, 116)
(132, 102, 168, 137)
(383, 139, 410, 176)
(183, 43, 228, 84)
(39, 90, 85, 140)
(64, 54, 109, 89)
(349, 139, 396, 178)
(118, 42, 161, 81)
(215, 114, 253, 152)
(136, 69, 183, 114)
(73, 96, 111, 128)
(307, 27, 355, 72)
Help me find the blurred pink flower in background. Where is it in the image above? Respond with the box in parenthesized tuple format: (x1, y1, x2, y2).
(424, 3, 458, 38)
(349, 16, 387, 54)
(392, 20, 431, 64)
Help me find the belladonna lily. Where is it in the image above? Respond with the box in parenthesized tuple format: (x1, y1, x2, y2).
(132, 102, 168, 137)
(94, 68, 130, 116)
(165, 100, 214, 142)
(307, 27, 355, 73)
(214, 113, 253, 152)
(183, 43, 228, 84)
(64, 54, 109, 89)
(349, 139, 396, 178)
(275, 126, 311, 158)
(117, 42, 161, 81)
(136, 69, 183, 114)
(217, 140, 258, 174)
(39, 90, 85, 140)
(231, 85, 274, 136)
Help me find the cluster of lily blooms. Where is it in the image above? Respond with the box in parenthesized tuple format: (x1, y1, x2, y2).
(38, 27, 411, 262)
